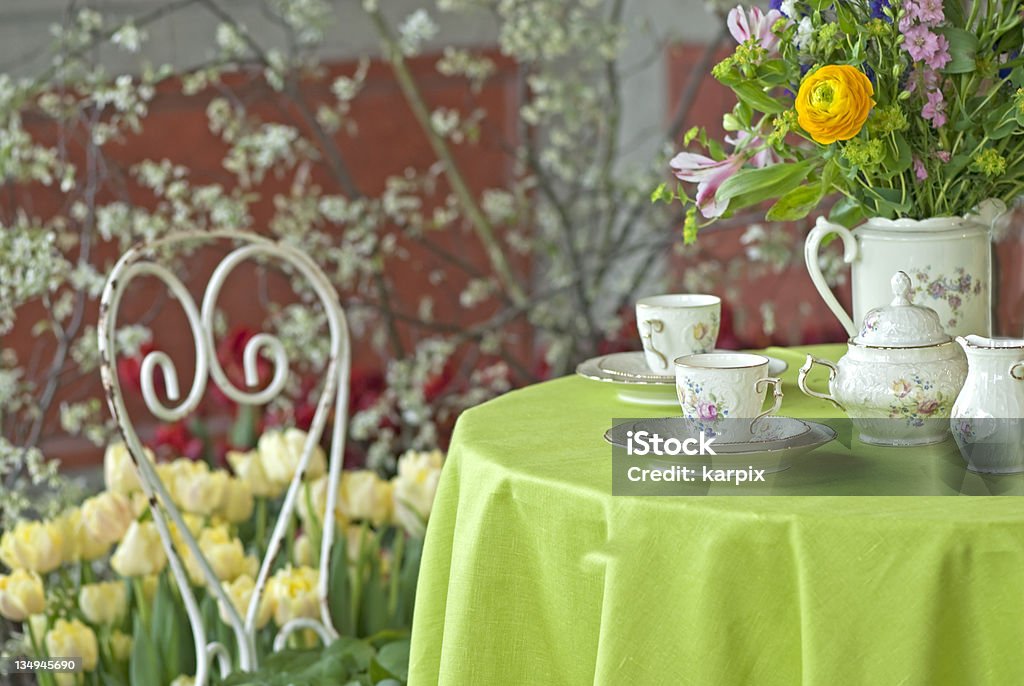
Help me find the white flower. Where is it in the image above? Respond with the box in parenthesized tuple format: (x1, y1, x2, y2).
(796, 17, 814, 51)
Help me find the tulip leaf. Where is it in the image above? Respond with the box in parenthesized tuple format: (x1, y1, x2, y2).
(328, 525, 354, 636)
(130, 616, 162, 686)
(715, 160, 815, 210)
(368, 640, 410, 684)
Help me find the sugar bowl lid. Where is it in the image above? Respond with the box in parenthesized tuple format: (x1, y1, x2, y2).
(852, 271, 950, 347)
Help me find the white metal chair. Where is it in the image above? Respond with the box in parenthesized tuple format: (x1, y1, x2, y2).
(97, 229, 350, 684)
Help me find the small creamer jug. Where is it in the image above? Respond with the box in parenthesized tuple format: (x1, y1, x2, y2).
(951, 336, 1024, 473)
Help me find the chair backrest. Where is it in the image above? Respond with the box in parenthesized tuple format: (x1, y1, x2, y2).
(97, 229, 350, 684)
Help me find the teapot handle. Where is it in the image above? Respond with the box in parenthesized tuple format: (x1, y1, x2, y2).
(798, 355, 845, 411)
(804, 216, 859, 338)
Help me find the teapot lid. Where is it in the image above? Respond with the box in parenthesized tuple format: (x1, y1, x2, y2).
(852, 271, 951, 347)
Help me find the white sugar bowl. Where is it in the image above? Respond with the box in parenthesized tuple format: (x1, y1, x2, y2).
(798, 271, 968, 446)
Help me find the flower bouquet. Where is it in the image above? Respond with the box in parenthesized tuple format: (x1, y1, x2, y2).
(0, 430, 443, 686)
(655, 0, 1024, 241)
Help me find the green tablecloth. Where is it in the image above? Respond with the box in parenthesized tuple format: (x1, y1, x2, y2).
(408, 345, 1024, 685)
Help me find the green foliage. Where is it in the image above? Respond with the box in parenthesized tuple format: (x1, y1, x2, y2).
(221, 636, 408, 686)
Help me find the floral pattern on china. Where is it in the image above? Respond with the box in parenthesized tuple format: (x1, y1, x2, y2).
(908, 266, 984, 330)
(677, 376, 730, 436)
(887, 373, 951, 427)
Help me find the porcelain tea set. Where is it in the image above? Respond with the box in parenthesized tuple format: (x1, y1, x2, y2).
(584, 272, 1024, 474)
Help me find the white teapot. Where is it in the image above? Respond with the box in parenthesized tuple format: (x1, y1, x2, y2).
(798, 271, 967, 446)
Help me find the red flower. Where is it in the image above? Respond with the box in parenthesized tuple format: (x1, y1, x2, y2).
(117, 343, 160, 395)
(153, 421, 203, 460)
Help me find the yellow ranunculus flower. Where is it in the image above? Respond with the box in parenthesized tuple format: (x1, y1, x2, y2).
(391, 449, 444, 538)
(103, 442, 148, 496)
(111, 521, 167, 577)
(81, 491, 136, 546)
(0, 569, 46, 621)
(0, 519, 64, 573)
(109, 629, 133, 662)
(58, 509, 111, 563)
(219, 476, 254, 524)
(338, 470, 393, 527)
(266, 565, 319, 626)
(258, 429, 327, 488)
(795, 64, 875, 144)
(46, 618, 99, 672)
(220, 574, 272, 629)
(78, 581, 128, 626)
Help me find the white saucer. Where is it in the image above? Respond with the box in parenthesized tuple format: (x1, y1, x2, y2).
(576, 351, 789, 406)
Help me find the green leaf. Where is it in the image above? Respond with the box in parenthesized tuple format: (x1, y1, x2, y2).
(650, 182, 673, 204)
(765, 184, 825, 221)
(328, 525, 354, 636)
(682, 126, 700, 146)
(715, 160, 815, 209)
(884, 133, 913, 177)
(682, 206, 698, 245)
(369, 640, 410, 684)
(828, 195, 866, 228)
(938, 27, 978, 74)
(130, 616, 162, 686)
(731, 82, 786, 114)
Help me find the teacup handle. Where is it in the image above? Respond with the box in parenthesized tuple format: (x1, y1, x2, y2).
(752, 377, 783, 426)
(640, 318, 669, 370)
(804, 216, 859, 338)
(1011, 362, 1024, 381)
(798, 355, 845, 411)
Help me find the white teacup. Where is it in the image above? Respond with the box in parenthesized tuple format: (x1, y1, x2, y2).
(674, 352, 783, 424)
(636, 294, 721, 373)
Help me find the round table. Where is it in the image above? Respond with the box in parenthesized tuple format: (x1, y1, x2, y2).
(408, 344, 1024, 685)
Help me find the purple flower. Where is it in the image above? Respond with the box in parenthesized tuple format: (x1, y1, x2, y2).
(928, 281, 946, 297)
(948, 295, 962, 309)
(913, 157, 928, 180)
(903, 25, 942, 64)
(670, 152, 744, 219)
(727, 6, 784, 53)
(935, 151, 951, 162)
(906, 0, 945, 27)
(918, 399, 940, 416)
(922, 90, 947, 128)
(870, 0, 891, 20)
(698, 401, 718, 421)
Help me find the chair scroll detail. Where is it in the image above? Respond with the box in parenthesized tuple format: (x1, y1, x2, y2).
(97, 230, 351, 684)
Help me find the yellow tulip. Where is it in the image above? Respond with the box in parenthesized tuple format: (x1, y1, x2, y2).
(78, 581, 128, 626)
(46, 618, 99, 672)
(227, 449, 280, 498)
(58, 509, 111, 563)
(219, 476, 254, 524)
(0, 519, 64, 573)
(293, 533, 313, 567)
(258, 429, 326, 488)
(81, 491, 135, 546)
(103, 442, 148, 496)
(392, 449, 444, 538)
(0, 569, 45, 621)
(169, 460, 228, 516)
(297, 476, 330, 529)
(795, 64, 875, 144)
(266, 566, 319, 626)
(183, 525, 257, 584)
(220, 574, 272, 629)
(109, 629, 133, 662)
(338, 470, 393, 527)
(111, 521, 167, 577)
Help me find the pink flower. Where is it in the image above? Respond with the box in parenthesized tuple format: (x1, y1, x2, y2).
(935, 151, 951, 162)
(697, 401, 719, 421)
(724, 130, 779, 169)
(913, 157, 928, 180)
(906, 0, 945, 27)
(921, 90, 947, 128)
(670, 152, 744, 219)
(903, 25, 943, 64)
(917, 399, 940, 416)
(727, 6, 784, 53)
